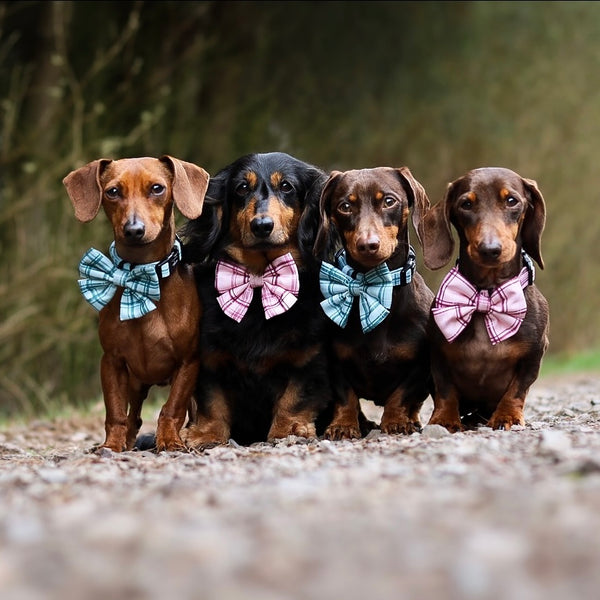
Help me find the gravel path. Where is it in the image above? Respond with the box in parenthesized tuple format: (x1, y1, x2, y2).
(1, 373, 600, 600)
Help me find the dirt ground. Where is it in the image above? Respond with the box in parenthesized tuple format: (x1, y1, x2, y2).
(1, 373, 600, 600)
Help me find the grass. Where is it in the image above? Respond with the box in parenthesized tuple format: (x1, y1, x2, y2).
(540, 349, 600, 377)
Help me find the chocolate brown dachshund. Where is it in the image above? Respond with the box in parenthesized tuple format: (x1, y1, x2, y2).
(421, 167, 549, 431)
(314, 167, 434, 439)
(64, 156, 209, 451)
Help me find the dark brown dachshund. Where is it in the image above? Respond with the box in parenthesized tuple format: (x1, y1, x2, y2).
(314, 167, 434, 439)
(63, 156, 209, 451)
(421, 167, 549, 431)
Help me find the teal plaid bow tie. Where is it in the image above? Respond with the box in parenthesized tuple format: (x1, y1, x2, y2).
(319, 248, 415, 333)
(78, 239, 181, 321)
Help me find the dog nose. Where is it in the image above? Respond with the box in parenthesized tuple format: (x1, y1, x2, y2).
(123, 218, 145, 241)
(251, 216, 274, 238)
(356, 235, 380, 255)
(478, 240, 502, 261)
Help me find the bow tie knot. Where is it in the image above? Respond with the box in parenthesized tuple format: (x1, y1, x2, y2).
(249, 273, 264, 289)
(215, 253, 300, 322)
(347, 276, 365, 297)
(111, 269, 133, 289)
(474, 291, 492, 313)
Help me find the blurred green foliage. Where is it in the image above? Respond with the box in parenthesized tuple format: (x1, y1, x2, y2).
(1, 0, 598, 416)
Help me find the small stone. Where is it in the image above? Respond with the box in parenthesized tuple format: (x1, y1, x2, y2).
(538, 429, 572, 454)
(421, 424, 451, 439)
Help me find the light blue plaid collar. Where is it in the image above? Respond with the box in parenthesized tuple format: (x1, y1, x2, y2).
(78, 238, 182, 321)
(319, 247, 416, 333)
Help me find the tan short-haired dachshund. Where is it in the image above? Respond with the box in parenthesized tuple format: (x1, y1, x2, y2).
(64, 156, 209, 452)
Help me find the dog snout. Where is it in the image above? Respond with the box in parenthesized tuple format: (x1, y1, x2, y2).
(250, 215, 275, 239)
(356, 234, 381, 255)
(123, 217, 146, 242)
(477, 239, 502, 262)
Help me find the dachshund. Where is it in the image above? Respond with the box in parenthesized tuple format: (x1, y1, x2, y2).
(420, 166, 549, 431)
(180, 152, 332, 447)
(63, 156, 209, 452)
(314, 167, 434, 439)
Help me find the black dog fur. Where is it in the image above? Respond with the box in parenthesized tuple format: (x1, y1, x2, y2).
(181, 152, 333, 446)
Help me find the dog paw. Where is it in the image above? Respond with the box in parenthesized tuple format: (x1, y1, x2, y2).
(268, 421, 317, 441)
(487, 412, 525, 430)
(155, 436, 188, 453)
(426, 418, 463, 433)
(181, 426, 228, 450)
(324, 424, 362, 441)
(380, 419, 422, 436)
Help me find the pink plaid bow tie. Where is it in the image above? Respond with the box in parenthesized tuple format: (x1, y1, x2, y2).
(432, 266, 529, 345)
(215, 252, 300, 322)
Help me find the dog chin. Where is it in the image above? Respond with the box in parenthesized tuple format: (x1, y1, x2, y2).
(347, 252, 390, 269)
(243, 239, 289, 251)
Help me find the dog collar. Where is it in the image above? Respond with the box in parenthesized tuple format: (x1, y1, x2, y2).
(334, 246, 416, 287)
(454, 250, 535, 290)
(112, 236, 182, 280)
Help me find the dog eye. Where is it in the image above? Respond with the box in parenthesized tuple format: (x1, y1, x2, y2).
(235, 182, 249, 196)
(105, 187, 120, 199)
(505, 195, 519, 207)
(383, 196, 398, 208)
(459, 199, 473, 210)
(337, 201, 352, 214)
(280, 180, 294, 193)
(150, 184, 165, 195)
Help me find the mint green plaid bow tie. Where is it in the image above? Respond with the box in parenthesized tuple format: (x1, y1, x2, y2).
(78, 239, 181, 321)
(319, 248, 415, 333)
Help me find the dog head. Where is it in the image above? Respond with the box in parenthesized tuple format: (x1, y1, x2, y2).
(421, 167, 546, 271)
(182, 152, 327, 270)
(314, 167, 430, 270)
(64, 156, 209, 248)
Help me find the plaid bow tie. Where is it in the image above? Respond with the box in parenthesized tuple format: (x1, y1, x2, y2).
(319, 248, 415, 333)
(214, 252, 300, 322)
(78, 239, 181, 321)
(432, 261, 532, 345)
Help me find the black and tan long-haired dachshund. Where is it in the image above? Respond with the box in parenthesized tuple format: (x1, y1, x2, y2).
(421, 167, 549, 431)
(314, 167, 434, 439)
(180, 152, 332, 447)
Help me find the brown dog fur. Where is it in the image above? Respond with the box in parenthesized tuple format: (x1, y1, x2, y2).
(314, 167, 434, 439)
(63, 156, 209, 451)
(421, 167, 549, 431)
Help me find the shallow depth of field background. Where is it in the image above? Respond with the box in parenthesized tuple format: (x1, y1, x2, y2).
(0, 1, 598, 417)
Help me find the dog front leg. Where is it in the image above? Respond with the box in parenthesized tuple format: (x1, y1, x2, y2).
(155, 358, 200, 452)
(427, 375, 463, 434)
(380, 386, 423, 435)
(324, 390, 362, 441)
(100, 353, 133, 452)
(182, 384, 231, 450)
(488, 347, 545, 430)
(268, 380, 318, 442)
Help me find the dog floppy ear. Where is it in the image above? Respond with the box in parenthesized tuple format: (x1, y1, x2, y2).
(160, 155, 209, 220)
(520, 177, 546, 269)
(297, 166, 329, 264)
(63, 159, 112, 222)
(313, 170, 343, 260)
(421, 179, 458, 270)
(395, 166, 430, 246)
